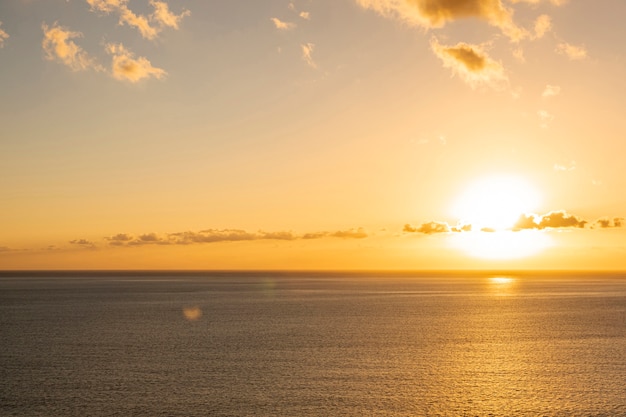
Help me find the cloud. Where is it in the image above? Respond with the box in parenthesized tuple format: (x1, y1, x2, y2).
(556, 42, 587, 60)
(514, 210, 587, 230)
(533, 14, 551, 39)
(108, 228, 369, 246)
(150, 0, 190, 29)
(299, 12, 311, 20)
(105, 43, 166, 82)
(301, 43, 317, 68)
(0, 22, 8, 48)
(0, 246, 12, 252)
(553, 160, 575, 171)
(595, 218, 624, 229)
(69, 239, 96, 247)
(355, 0, 528, 41)
(542, 84, 561, 98)
(42, 22, 102, 71)
(538, 109, 554, 127)
(430, 38, 508, 89)
(510, 0, 568, 5)
(86, 0, 189, 39)
(404, 221, 451, 234)
(271, 17, 296, 30)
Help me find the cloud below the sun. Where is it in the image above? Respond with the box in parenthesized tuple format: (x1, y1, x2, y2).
(404, 210, 624, 235)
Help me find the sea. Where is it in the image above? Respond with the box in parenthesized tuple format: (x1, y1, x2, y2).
(1, 271, 625, 416)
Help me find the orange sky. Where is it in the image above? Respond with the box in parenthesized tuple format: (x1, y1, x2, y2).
(1, 0, 625, 269)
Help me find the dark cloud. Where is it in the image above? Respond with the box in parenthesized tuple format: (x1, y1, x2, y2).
(69, 239, 95, 247)
(595, 217, 624, 229)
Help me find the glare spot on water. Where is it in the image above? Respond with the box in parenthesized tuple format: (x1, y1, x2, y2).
(490, 276, 514, 284)
(183, 306, 202, 321)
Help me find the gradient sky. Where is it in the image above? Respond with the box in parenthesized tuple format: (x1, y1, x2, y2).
(1, 0, 625, 270)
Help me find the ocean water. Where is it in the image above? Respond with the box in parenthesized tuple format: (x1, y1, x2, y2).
(1, 271, 625, 416)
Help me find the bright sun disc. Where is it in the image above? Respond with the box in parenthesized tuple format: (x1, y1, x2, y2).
(452, 175, 540, 231)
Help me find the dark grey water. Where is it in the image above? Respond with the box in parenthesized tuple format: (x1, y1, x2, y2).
(1, 271, 625, 416)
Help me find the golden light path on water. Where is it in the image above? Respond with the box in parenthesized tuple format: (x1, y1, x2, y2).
(452, 230, 552, 259)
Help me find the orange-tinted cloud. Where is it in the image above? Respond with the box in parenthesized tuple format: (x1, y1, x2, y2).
(42, 22, 102, 71)
(0, 22, 8, 48)
(150, 0, 190, 30)
(301, 43, 316, 68)
(556, 42, 587, 60)
(542, 84, 561, 98)
(271, 17, 296, 30)
(514, 210, 587, 230)
(404, 221, 451, 234)
(106, 227, 368, 246)
(430, 39, 508, 89)
(595, 218, 624, 229)
(105, 43, 166, 82)
(533, 14, 551, 39)
(86, 0, 189, 39)
(355, 0, 528, 41)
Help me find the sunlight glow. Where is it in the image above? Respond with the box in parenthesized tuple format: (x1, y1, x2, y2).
(452, 175, 540, 231)
(453, 230, 552, 259)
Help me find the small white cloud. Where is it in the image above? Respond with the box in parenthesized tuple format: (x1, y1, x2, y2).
(150, 0, 190, 30)
(538, 109, 554, 128)
(553, 160, 575, 171)
(299, 11, 310, 20)
(271, 17, 296, 30)
(542, 84, 561, 98)
(556, 42, 587, 60)
(301, 42, 317, 68)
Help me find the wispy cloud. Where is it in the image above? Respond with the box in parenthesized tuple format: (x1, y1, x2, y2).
(0, 22, 8, 48)
(42, 22, 102, 72)
(355, 0, 528, 41)
(430, 38, 508, 90)
(270, 17, 296, 30)
(86, 0, 189, 39)
(106, 43, 166, 82)
(301, 42, 317, 68)
(533, 14, 551, 39)
(538, 109, 554, 128)
(299, 12, 311, 20)
(150, 0, 190, 30)
(553, 160, 575, 171)
(542, 84, 561, 98)
(556, 42, 587, 60)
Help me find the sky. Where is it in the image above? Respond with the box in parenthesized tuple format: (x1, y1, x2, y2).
(1, 0, 625, 270)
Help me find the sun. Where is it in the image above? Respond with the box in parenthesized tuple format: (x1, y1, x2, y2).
(452, 175, 540, 231)
(450, 175, 550, 259)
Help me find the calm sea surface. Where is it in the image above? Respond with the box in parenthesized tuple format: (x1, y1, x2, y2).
(1, 271, 625, 416)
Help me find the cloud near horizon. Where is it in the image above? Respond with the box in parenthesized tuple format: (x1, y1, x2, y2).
(430, 39, 508, 89)
(404, 210, 623, 235)
(104, 227, 369, 247)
